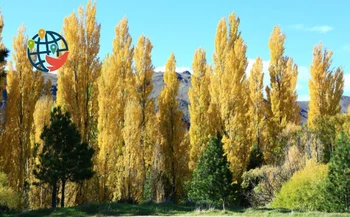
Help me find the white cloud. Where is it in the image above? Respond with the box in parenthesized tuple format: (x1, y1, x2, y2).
(290, 24, 334, 33)
(154, 66, 192, 73)
(308, 26, 334, 33)
(298, 95, 310, 101)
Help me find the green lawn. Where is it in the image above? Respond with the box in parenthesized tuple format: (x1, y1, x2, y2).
(1, 203, 350, 217)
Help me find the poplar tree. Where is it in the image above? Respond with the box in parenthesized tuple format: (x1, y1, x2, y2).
(133, 35, 156, 170)
(111, 19, 135, 203)
(57, 0, 101, 144)
(208, 18, 227, 135)
(248, 57, 266, 155)
(122, 100, 143, 202)
(117, 35, 155, 203)
(130, 35, 156, 200)
(57, 1, 101, 204)
(210, 13, 251, 181)
(156, 53, 188, 203)
(0, 26, 44, 206)
(308, 43, 344, 129)
(97, 17, 133, 202)
(189, 48, 211, 170)
(265, 26, 300, 163)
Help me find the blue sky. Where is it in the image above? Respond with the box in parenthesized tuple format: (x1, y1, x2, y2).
(1, 0, 350, 100)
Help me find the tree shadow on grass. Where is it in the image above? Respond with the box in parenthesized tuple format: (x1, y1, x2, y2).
(1, 202, 304, 217)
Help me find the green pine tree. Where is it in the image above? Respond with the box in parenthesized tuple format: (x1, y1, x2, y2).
(189, 136, 234, 210)
(34, 107, 95, 208)
(327, 131, 350, 211)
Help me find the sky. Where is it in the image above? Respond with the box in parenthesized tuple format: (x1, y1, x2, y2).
(1, 0, 350, 101)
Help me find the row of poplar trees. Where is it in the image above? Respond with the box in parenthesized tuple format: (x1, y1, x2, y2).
(0, 1, 344, 209)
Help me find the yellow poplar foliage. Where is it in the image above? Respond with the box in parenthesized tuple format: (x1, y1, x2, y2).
(0, 26, 44, 195)
(208, 18, 227, 134)
(268, 26, 300, 126)
(118, 35, 156, 203)
(188, 48, 212, 170)
(56, 1, 101, 205)
(57, 0, 101, 143)
(248, 57, 266, 151)
(97, 17, 134, 202)
(133, 35, 156, 170)
(308, 43, 344, 129)
(157, 53, 188, 202)
(29, 96, 53, 209)
(32, 96, 54, 146)
(265, 26, 300, 163)
(210, 13, 251, 181)
(221, 35, 250, 181)
(122, 100, 143, 202)
(97, 55, 117, 202)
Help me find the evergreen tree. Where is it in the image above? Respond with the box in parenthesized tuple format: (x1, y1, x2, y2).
(189, 136, 233, 210)
(327, 132, 350, 211)
(34, 107, 94, 208)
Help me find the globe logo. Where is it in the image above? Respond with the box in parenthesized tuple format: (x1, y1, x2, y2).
(27, 29, 69, 73)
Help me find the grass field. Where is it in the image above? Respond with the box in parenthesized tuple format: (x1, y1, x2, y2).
(1, 203, 350, 217)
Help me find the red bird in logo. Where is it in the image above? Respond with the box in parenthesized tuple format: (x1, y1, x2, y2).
(45, 51, 69, 72)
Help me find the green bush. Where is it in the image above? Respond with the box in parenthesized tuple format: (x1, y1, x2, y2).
(271, 160, 328, 211)
(0, 172, 21, 211)
(326, 131, 350, 212)
(188, 136, 234, 210)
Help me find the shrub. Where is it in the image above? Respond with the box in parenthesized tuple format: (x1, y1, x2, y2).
(241, 145, 306, 207)
(271, 160, 328, 211)
(0, 172, 21, 211)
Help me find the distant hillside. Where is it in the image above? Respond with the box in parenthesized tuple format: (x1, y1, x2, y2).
(43, 71, 350, 125)
(298, 96, 350, 123)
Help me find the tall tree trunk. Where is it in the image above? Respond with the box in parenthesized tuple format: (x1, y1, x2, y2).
(52, 182, 57, 208)
(61, 180, 66, 207)
(171, 161, 176, 203)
